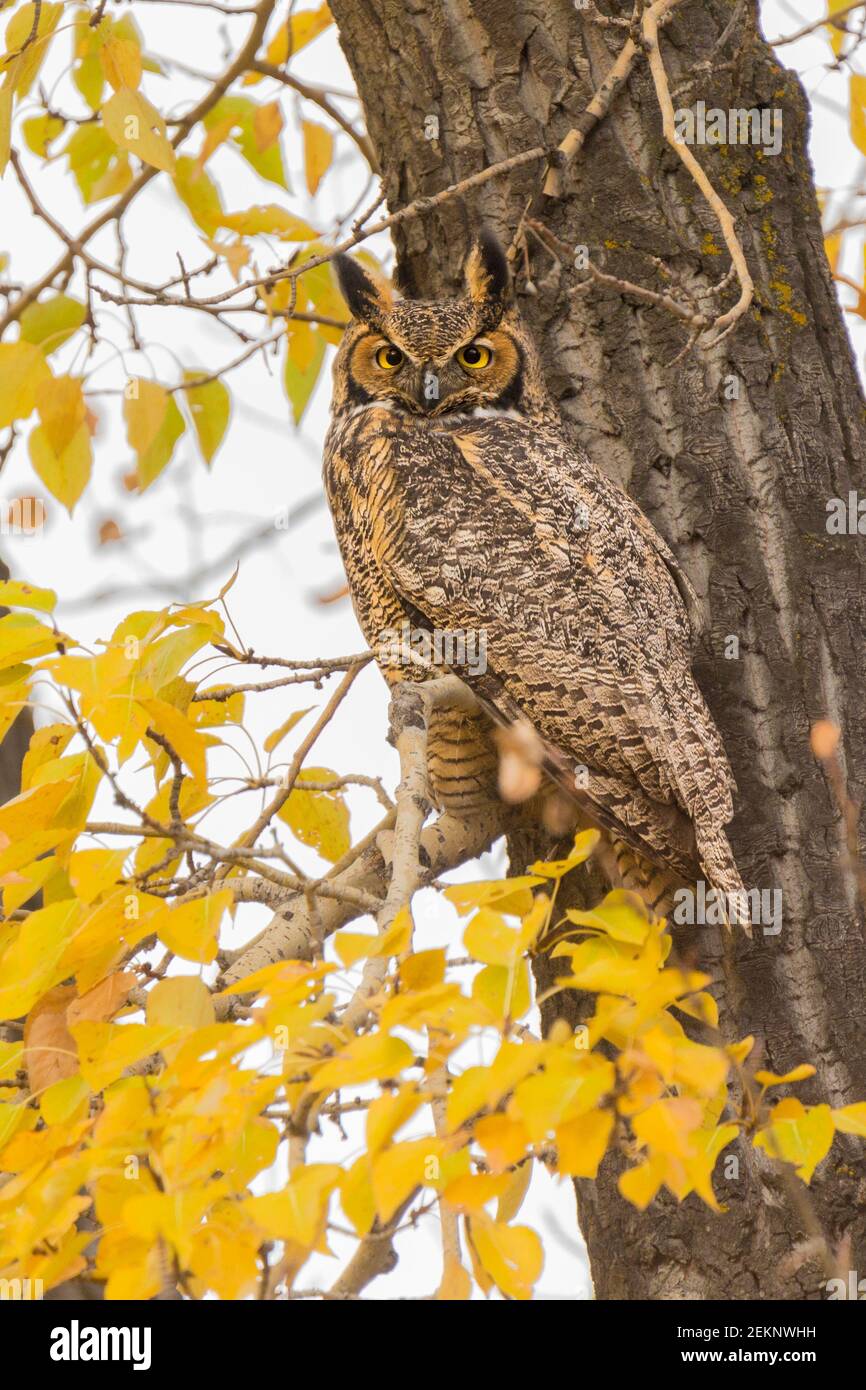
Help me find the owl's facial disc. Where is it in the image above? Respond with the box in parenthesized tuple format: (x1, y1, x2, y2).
(347, 325, 523, 416)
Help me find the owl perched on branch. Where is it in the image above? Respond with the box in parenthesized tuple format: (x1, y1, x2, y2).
(323, 230, 745, 915)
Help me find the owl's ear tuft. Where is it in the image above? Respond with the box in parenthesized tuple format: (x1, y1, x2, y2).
(463, 228, 511, 314)
(333, 254, 393, 327)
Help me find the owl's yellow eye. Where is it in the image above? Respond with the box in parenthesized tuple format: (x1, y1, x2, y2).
(456, 341, 492, 370)
(375, 343, 404, 370)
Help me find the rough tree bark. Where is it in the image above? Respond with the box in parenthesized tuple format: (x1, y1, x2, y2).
(329, 0, 866, 1299)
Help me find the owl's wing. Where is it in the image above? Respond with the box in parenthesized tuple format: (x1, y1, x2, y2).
(363, 415, 739, 891)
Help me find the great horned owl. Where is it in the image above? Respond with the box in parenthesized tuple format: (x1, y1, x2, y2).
(323, 230, 744, 914)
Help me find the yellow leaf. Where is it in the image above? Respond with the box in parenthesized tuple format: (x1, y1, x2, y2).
(0, 341, 52, 428)
(727, 1034, 755, 1065)
(245, 3, 333, 82)
(283, 321, 326, 425)
(24, 984, 77, 1091)
(755, 1063, 816, 1088)
(253, 99, 283, 151)
(72, 1020, 180, 1090)
(0, 81, 12, 177)
(446, 1040, 545, 1131)
(444, 875, 544, 918)
(0, 900, 79, 1021)
(833, 1102, 866, 1136)
(313, 1032, 413, 1094)
(202, 94, 288, 187)
(99, 36, 142, 92)
(21, 111, 65, 158)
(3, 3, 63, 99)
(444, 1171, 512, 1213)
(67, 970, 136, 1026)
(202, 234, 249, 282)
(123, 379, 185, 489)
(68, 847, 127, 905)
(124, 1187, 222, 1264)
(302, 118, 333, 195)
(181, 371, 230, 466)
(675, 989, 719, 1028)
(366, 1084, 425, 1156)
(139, 695, 210, 785)
(464, 909, 522, 967)
(29, 376, 91, 512)
(146, 975, 215, 1030)
(399, 948, 446, 991)
(564, 888, 653, 945)
(40, 1073, 89, 1126)
(754, 1098, 835, 1183)
(475, 1114, 531, 1173)
(512, 1057, 614, 1140)
(21, 723, 76, 790)
(528, 829, 600, 879)
(0, 777, 80, 839)
(466, 1215, 542, 1301)
(496, 1161, 533, 1223)
(220, 204, 314, 238)
(244, 1164, 340, 1247)
(335, 905, 412, 967)
(632, 1096, 704, 1159)
(371, 1137, 443, 1222)
(153, 889, 231, 964)
(618, 1157, 664, 1210)
(0, 580, 56, 613)
(263, 706, 312, 753)
(189, 688, 245, 727)
(852, 75, 866, 157)
(278, 766, 350, 863)
(556, 1110, 614, 1178)
(472, 961, 531, 1022)
(102, 88, 175, 172)
(174, 155, 224, 235)
(0, 611, 62, 670)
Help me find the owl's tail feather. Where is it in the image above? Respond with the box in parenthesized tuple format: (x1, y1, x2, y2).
(609, 826, 750, 934)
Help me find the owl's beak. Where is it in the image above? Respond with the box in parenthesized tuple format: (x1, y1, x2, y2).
(405, 361, 439, 413)
(408, 360, 457, 413)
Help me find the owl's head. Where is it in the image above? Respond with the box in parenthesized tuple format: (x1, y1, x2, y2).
(330, 230, 553, 420)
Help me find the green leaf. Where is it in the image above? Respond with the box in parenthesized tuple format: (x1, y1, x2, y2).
(20, 295, 87, 354)
(65, 124, 130, 203)
(182, 371, 230, 466)
(203, 96, 288, 190)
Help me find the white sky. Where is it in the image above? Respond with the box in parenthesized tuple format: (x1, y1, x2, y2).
(0, 0, 860, 1300)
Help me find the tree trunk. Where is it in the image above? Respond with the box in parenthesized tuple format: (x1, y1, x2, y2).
(330, 0, 866, 1298)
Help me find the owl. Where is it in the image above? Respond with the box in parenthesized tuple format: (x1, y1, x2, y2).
(323, 230, 745, 915)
